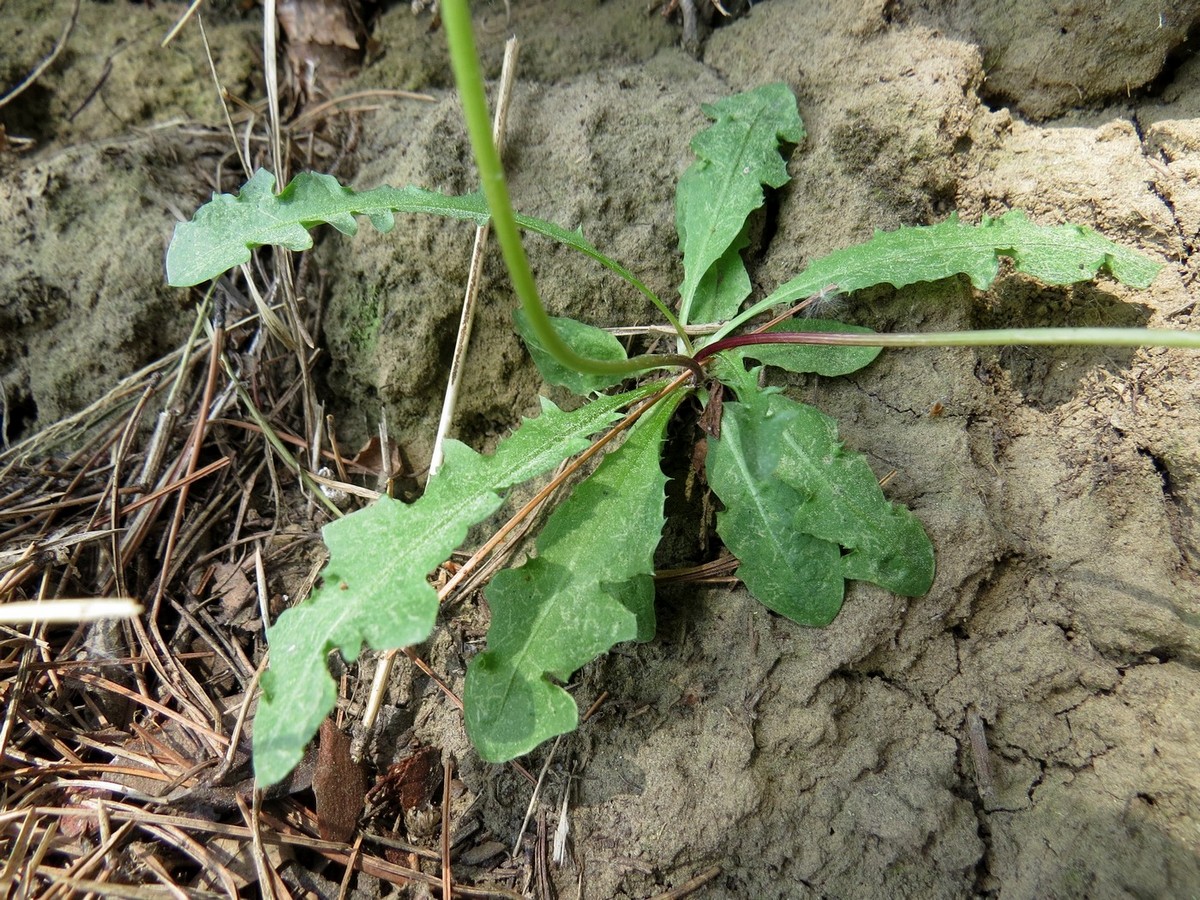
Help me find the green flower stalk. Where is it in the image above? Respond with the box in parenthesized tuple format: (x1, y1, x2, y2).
(440, 0, 701, 381)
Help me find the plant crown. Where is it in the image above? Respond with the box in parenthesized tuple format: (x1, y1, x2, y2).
(167, 80, 1165, 785)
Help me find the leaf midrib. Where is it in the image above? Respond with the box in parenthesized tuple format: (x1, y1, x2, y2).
(680, 101, 774, 324)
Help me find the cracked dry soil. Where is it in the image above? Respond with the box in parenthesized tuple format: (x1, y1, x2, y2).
(3, 0, 1200, 897)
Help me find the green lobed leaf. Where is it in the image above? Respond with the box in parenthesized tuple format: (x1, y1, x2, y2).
(714, 210, 1162, 342)
(253, 386, 658, 787)
(514, 309, 629, 394)
(676, 83, 804, 325)
(166, 170, 671, 322)
(769, 395, 935, 597)
(734, 319, 882, 376)
(464, 391, 684, 762)
(706, 395, 845, 625)
(706, 381, 934, 626)
(166, 170, 493, 287)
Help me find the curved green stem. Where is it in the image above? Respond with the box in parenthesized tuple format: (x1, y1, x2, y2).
(442, 0, 699, 380)
(694, 326, 1200, 363)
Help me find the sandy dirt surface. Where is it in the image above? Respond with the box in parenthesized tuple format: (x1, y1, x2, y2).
(3, 0, 1198, 897)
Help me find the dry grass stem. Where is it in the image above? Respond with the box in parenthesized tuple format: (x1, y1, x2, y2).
(0, 0, 80, 111)
(647, 864, 723, 900)
(429, 36, 522, 477)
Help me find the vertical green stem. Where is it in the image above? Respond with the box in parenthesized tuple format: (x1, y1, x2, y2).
(441, 0, 700, 381)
